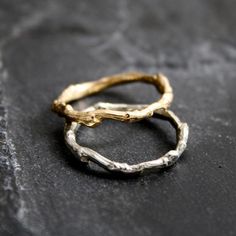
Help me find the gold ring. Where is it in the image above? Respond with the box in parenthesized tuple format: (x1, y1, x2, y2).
(52, 71, 173, 127)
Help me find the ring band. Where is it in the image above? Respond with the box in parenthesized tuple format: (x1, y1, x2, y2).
(52, 72, 173, 127)
(64, 103, 189, 174)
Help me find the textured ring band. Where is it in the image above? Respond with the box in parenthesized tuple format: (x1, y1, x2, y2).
(52, 72, 173, 127)
(64, 103, 189, 174)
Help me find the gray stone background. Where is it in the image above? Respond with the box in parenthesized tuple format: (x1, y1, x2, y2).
(0, 0, 236, 236)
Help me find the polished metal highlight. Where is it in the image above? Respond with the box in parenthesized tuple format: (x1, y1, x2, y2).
(64, 103, 189, 174)
(52, 72, 173, 127)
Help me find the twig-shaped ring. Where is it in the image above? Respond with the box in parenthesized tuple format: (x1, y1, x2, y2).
(52, 72, 173, 127)
(64, 103, 189, 174)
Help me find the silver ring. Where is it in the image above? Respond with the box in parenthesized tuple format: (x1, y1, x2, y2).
(64, 103, 189, 174)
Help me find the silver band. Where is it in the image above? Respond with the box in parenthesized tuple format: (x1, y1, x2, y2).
(64, 103, 189, 174)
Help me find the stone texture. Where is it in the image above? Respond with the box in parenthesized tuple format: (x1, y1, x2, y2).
(0, 1, 236, 236)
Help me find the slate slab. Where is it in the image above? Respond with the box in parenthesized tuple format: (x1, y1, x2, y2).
(0, 1, 236, 236)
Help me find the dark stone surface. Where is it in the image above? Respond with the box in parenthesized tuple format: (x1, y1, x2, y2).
(0, 1, 236, 235)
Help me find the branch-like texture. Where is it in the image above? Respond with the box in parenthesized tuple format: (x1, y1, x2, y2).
(64, 103, 189, 174)
(52, 71, 173, 127)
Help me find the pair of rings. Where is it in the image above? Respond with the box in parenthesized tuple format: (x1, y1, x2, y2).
(52, 72, 189, 174)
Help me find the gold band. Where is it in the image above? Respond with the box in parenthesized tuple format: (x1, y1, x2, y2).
(52, 72, 173, 127)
